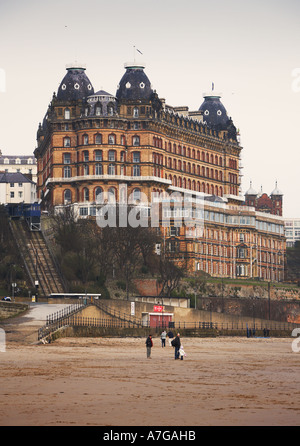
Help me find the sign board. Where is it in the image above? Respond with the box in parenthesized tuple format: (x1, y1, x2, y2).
(131, 302, 135, 316)
(153, 305, 164, 313)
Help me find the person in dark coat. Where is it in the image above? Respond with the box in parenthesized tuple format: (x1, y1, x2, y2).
(172, 333, 181, 360)
(145, 334, 153, 359)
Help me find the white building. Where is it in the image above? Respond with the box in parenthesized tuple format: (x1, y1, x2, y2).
(0, 172, 36, 204)
(284, 218, 300, 247)
(0, 152, 37, 183)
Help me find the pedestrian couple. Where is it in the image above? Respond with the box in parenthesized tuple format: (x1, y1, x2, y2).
(146, 332, 186, 360)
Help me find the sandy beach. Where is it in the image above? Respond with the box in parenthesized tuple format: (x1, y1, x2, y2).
(0, 332, 299, 426)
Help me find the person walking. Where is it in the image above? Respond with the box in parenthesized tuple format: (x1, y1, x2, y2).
(146, 334, 153, 359)
(160, 330, 167, 347)
(167, 330, 174, 346)
(172, 333, 181, 360)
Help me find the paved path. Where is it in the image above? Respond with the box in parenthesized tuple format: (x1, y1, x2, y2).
(1, 303, 71, 345)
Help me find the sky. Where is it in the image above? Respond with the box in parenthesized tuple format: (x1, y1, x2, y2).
(0, 0, 299, 218)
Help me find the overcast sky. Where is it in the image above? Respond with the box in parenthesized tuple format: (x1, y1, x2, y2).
(0, 0, 299, 218)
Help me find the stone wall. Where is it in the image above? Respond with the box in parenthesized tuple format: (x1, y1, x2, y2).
(0, 302, 29, 320)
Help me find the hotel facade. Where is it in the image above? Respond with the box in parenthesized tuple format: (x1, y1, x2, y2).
(34, 61, 285, 282)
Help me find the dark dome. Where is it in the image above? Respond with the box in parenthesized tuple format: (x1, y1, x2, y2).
(57, 64, 94, 101)
(199, 88, 229, 129)
(116, 63, 153, 102)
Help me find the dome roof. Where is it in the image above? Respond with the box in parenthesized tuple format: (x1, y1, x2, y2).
(116, 62, 153, 102)
(271, 181, 283, 196)
(199, 85, 229, 129)
(245, 181, 257, 196)
(57, 64, 94, 101)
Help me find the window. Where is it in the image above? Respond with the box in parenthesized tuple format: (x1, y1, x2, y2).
(95, 187, 103, 202)
(95, 134, 102, 144)
(83, 188, 89, 202)
(10, 183, 14, 188)
(18, 191, 23, 198)
(133, 107, 139, 117)
(95, 104, 102, 116)
(108, 187, 116, 202)
(83, 151, 89, 162)
(133, 136, 140, 146)
(83, 164, 89, 175)
(64, 189, 71, 204)
(64, 108, 70, 119)
(95, 163, 103, 175)
(133, 188, 141, 201)
(64, 137, 71, 148)
(18, 183, 23, 187)
(94, 150, 102, 161)
(108, 164, 115, 175)
(64, 153, 71, 164)
(10, 192, 14, 198)
(133, 165, 140, 176)
(108, 134, 115, 144)
(108, 150, 115, 161)
(132, 152, 140, 163)
(83, 135, 89, 145)
(64, 166, 71, 178)
(107, 104, 114, 116)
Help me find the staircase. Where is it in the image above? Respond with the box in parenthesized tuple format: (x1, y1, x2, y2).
(10, 219, 66, 296)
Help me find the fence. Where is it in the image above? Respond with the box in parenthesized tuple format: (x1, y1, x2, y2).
(38, 300, 300, 341)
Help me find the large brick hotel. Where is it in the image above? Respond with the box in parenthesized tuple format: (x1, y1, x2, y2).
(34, 61, 285, 281)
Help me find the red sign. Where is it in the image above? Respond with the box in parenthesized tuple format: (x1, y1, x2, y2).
(153, 305, 164, 312)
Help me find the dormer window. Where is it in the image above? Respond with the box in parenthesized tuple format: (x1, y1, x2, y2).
(4, 158, 9, 164)
(95, 104, 102, 116)
(27, 158, 33, 164)
(16, 158, 21, 164)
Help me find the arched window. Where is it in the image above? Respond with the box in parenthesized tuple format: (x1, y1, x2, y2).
(83, 188, 89, 202)
(133, 188, 141, 201)
(108, 187, 116, 202)
(64, 189, 71, 204)
(95, 134, 102, 144)
(95, 187, 103, 202)
(108, 134, 116, 144)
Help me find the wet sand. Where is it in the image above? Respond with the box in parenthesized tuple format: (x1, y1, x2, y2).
(0, 335, 299, 426)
